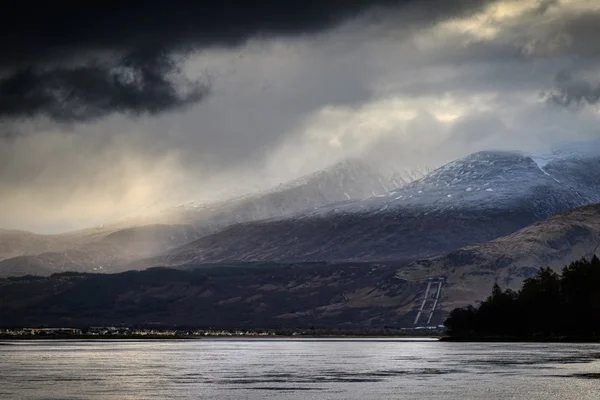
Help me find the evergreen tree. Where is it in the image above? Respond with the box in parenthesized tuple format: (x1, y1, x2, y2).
(444, 257, 600, 339)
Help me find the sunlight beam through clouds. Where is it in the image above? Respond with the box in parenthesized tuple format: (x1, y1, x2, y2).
(2, 0, 600, 232)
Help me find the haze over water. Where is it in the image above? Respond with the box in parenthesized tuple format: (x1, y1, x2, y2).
(1, 339, 599, 399)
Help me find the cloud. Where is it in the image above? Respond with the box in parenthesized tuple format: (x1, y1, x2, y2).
(0, 49, 209, 122)
(3, 0, 600, 232)
(546, 71, 600, 108)
(0, 1, 495, 64)
(0, 0, 497, 122)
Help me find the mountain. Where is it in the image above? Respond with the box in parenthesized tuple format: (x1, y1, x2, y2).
(0, 229, 55, 261)
(0, 262, 424, 328)
(397, 202, 600, 310)
(322, 150, 588, 214)
(159, 159, 424, 227)
(0, 160, 417, 277)
(4, 143, 600, 278)
(0, 221, 205, 263)
(0, 224, 202, 277)
(4, 204, 600, 329)
(148, 150, 597, 267)
(531, 140, 600, 204)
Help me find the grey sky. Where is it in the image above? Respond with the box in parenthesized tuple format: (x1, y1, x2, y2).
(1, 0, 600, 233)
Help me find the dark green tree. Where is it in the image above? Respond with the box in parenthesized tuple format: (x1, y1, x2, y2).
(444, 257, 600, 340)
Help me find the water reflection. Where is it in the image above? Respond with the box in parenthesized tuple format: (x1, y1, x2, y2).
(0, 339, 599, 399)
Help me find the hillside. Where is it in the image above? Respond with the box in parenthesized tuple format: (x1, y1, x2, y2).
(3, 204, 600, 328)
(397, 203, 600, 310)
(0, 229, 56, 261)
(0, 160, 411, 277)
(3, 144, 600, 278)
(0, 224, 202, 277)
(0, 262, 425, 328)
(147, 150, 596, 267)
(160, 159, 422, 227)
(444, 256, 600, 340)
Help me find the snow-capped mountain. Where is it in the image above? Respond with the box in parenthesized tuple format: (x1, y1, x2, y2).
(527, 139, 600, 168)
(5, 140, 600, 277)
(530, 140, 600, 204)
(315, 150, 586, 216)
(156, 159, 426, 228)
(0, 159, 423, 276)
(151, 144, 600, 267)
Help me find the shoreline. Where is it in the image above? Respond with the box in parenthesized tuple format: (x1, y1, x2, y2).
(0, 334, 442, 341)
(440, 336, 600, 343)
(5, 334, 599, 343)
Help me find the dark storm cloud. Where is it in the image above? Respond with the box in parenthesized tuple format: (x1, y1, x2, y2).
(547, 71, 600, 108)
(0, 49, 208, 122)
(0, 0, 495, 122)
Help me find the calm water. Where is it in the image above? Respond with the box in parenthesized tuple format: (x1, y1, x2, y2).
(1, 339, 599, 399)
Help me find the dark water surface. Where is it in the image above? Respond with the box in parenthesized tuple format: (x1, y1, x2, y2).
(1, 339, 599, 399)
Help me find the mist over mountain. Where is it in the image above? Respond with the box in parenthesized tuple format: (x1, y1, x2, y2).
(143, 144, 600, 268)
(3, 141, 600, 278)
(0, 159, 422, 276)
(3, 139, 600, 328)
(165, 159, 427, 226)
(3, 203, 600, 329)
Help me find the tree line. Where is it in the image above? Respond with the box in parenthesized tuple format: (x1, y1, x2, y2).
(444, 256, 600, 340)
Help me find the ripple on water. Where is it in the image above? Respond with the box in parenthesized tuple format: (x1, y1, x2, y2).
(1, 340, 599, 400)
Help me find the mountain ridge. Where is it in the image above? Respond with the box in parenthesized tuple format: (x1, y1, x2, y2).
(3, 143, 600, 278)
(3, 204, 600, 328)
(0, 159, 416, 276)
(141, 149, 599, 268)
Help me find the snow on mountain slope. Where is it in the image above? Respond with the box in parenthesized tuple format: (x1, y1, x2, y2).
(148, 148, 600, 267)
(313, 151, 587, 217)
(527, 139, 600, 168)
(156, 159, 425, 228)
(5, 142, 600, 277)
(529, 140, 600, 204)
(0, 159, 422, 277)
